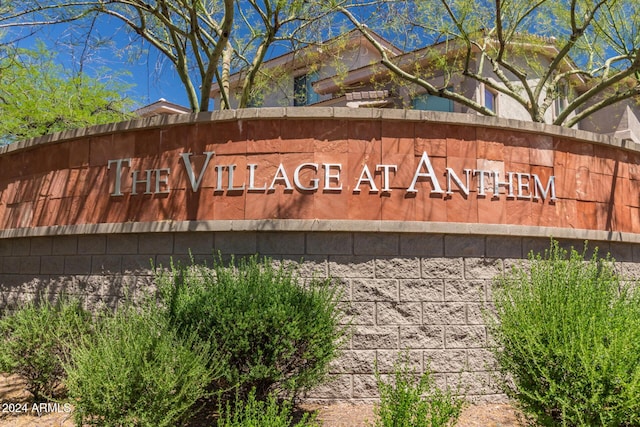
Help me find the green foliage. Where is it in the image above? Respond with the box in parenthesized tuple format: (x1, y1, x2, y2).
(488, 240, 640, 426)
(65, 304, 211, 427)
(0, 297, 90, 401)
(156, 255, 346, 401)
(0, 43, 134, 144)
(216, 389, 319, 427)
(372, 354, 465, 427)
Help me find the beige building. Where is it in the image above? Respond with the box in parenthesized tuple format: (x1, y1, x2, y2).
(206, 31, 640, 145)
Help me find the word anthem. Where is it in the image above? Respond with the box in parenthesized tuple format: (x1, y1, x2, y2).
(108, 151, 556, 201)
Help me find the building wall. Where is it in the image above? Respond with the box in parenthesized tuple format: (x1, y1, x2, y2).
(2, 108, 640, 402)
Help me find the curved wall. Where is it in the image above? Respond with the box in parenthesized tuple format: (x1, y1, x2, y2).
(1, 107, 638, 236)
(2, 108, 640, 403)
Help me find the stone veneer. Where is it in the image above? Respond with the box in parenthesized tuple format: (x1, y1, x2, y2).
(2, 108, 640, 402)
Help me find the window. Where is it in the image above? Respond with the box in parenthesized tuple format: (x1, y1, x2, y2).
(293, 72, 319, 106)
(484, 86, 496, 112)
(412, 89, 454, 112)
(554, 82, 568, 115)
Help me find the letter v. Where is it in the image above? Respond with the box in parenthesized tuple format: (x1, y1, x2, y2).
(181, 152, 214, 191)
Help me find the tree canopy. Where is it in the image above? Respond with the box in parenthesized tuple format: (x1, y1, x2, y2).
(1, 0, 639, 127)
(0, 45, 134, 144)
(336, 0, 640, 127)
(0, 1, 330, 112)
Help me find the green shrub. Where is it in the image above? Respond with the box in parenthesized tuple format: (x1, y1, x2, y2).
(217, 389, 319, 427)
(372, 354, 465, 427)
(488, 240, 640, 426)
(0, 297, 90, 400)
(156, 255, 346, 401)
(65, 304, 211, 427)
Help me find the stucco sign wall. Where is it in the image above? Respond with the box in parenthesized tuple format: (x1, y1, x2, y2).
(0, 108, 636, 235)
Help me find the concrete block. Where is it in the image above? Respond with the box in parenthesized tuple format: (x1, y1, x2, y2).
(424, 349, 468, 373)
(448, 371, 501, 395)
(467, 348, 497, 371)
(214, 231, 257, 255)
(464, 258, 503, 279)
(422, 258, 463, 279)
(399, 279, 444, 302)
(444, 279, 485, 302)
(173, 232, 214, 255)
(466, 303, 485, 324)
(444, 235, 485, 257)
(0, 239, 12, 256)
(423, 302, 466, 325)
(342, 302, 376, 325)
(330, 350, 376, 374)
(375, 257, 420, 279)
(19, 257, 40, 275)
(354, 233, 399, 256)
(121, 255, 155, 274)
(329, 256, 375, 278)
(486, 236, 522, 259)
(40, 256, 65, 275)
(306, 374, 352, 400)
(63, 255, 93, 275)
(400, 234, 444, 256)
(106, 234, 139, 255)
(2, 257, 20, 274)
(376, 302, 422, 325)
(399, 325, 444, 349)
(52, 236, 78, 255)
(307, 232, 353, 255)
(91, 255, 122, 274)
(11, 239, 30, 256)
(257, 232, 305, 255)
(139, 233, 174, 254)
(445, 325, 486, 348)
(376, 349, 423, 373)
(279, 255, 328, 278)
(29, 237, 53, 256)
(352, 374, 379, 398)
(352, 278, 398, 302)
(78, 235, 106, 255)
(352, 325, 399, 349)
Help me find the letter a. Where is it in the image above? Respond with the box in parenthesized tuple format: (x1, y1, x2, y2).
(407, 152, 444, 194)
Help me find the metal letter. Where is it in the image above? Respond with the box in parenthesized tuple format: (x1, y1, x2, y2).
(107, 158, 131, 196)
(533, 174, 557, 201)
(180, 151, 214, 192)
(269, 164, 294, 190)
(131, 169, 153, 195)
(492, 171, 515, 198)
(445, 168, 471, 196)
(323, 164, 343, 191)
(247, 164, 267, 191)
(354, 164, 378, 193)
(407, 152, 444, 194)
(516, 173, 532, 199)
(155, 168, 171, 194)
(377, 164, 397, 192)
(294, 163, 319, 191)
(227, 165, 245, 191)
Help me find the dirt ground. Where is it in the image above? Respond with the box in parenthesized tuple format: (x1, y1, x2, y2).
(0, 374, 525, 426)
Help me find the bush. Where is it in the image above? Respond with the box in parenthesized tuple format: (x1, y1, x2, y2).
(65, 304, 211, 427)
(156, 255, 346, 401)
(488, 241, 640, 426)
(0, 297, 90, 400)
(372, 354, 465, 427)
(217, 389, 319, 427)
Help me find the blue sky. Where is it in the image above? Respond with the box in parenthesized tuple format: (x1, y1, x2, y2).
(14, 18, 192, 110)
